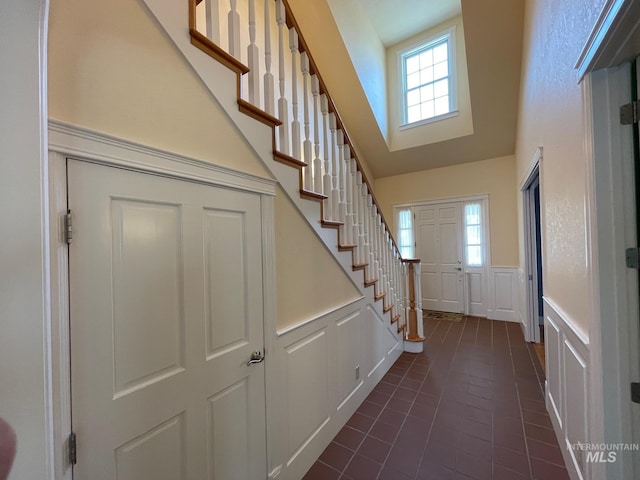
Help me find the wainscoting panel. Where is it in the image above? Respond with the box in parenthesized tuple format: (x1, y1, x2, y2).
(365, 304, 388, 378)
(284, 328, 331, 465)
(563, 339, 588, 477)
(273, 298, 403, 479)
(545, 314, 563, 427)
(543, 297, 590, 480)
(488, 267, 518, 321)
(336, 311, 363, 409)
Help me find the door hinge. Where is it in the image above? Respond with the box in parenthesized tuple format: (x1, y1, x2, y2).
(625, 247, 639, 269)
(64, 210, 73, 244)
(68, 432, 77, 466)
(632, 383, 640, 403)
(620, 100, 639, 125)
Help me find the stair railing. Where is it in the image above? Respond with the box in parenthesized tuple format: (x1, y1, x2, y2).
(189, 0, 424, 344)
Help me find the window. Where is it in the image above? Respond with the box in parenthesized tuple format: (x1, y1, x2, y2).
(400, 28, 456, 126)
(464, 203, 482, 266)
(396, 207, 414, 258)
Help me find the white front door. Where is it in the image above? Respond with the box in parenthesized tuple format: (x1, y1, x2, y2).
(67, 159, 267, 479)
(416, 202, 464, 313)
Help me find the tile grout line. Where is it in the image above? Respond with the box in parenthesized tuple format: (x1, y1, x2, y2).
(505, 322, 535, 480)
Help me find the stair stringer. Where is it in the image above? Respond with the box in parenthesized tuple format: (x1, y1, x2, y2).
(141, 0, 399, 328)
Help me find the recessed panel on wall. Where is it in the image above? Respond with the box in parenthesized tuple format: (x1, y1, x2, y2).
(207, 379, 250, 479)
(495, 272, 514, 311)
(545, 316, 562, 426)
(336, 311, 363, 408)
(115, 413, 186, 480)
(204, 208, 249, 360)
(285, 329, 330, 460)
(563, 339, 587, 474)
(365, 306, 391, 378)
(111, 199, 185, 398)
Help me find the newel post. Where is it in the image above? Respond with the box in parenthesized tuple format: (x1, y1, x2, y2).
(404, 259, 425, 353)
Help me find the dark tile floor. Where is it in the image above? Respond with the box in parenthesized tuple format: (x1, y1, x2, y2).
(303, 317, 569, 480)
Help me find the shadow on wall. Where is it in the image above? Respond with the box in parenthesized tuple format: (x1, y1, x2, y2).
(0, 418, 16, 480)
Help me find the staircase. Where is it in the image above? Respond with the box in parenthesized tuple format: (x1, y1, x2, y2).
(141, 0, 425, 346)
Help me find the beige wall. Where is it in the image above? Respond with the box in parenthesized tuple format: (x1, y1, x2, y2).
(275, 188, 361, 330)
(49, 0, 362, 332)
(515, 0, 606, 334)
(48, 0, 269, 179)
(374, 155, 518, 267)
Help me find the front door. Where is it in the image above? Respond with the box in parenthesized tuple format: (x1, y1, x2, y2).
(67, 159, 267, 479)
(415, 202, 464, 313)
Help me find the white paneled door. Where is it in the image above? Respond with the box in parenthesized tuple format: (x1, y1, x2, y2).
(415, 202, 464, 313)
(67, 160, 267, 479)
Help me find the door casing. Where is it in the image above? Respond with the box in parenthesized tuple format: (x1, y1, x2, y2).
(521, 150, 543, 344)
(46, 122, 277, 479)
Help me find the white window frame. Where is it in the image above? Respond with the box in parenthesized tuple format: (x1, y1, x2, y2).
(398, 26, 458, 129)
(394, 206, 415, 259)
(463, 201, 485, 268)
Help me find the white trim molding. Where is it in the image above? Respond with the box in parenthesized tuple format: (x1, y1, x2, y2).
(46, 124, 278, 480)
(575, 0, 640, 80)
(48, 120, 277, 195)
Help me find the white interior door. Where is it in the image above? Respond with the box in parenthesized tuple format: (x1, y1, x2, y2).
(416, 202, 464, 313)
(67, 159, 267, 479)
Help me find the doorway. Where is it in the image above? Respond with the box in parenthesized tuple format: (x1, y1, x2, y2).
(410, 196, 489, 316)
(522, 158, 544, 352)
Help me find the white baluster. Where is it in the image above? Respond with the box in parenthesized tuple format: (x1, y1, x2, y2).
(329, 113, 339, 222)
(376, 215, 384, 279)
(344, 154, 354, 246)
(340, 142, 348, 225)
(311, 75, 323, 194)
(228, 0, 241, 59)
(321, 95, 332, 220)
(247, 0, 260, 104)
(350, 160, 359, 247)
(301, 52, 313, 191)
(355, 171, 365, 266)
(276, 0, 289, 154)
(205, 0, 220, 44)
(289, 28, 301, 160)
(263, 0, 275, 115)
(367, 200, 377, 282)
(362, 184, 371, 280)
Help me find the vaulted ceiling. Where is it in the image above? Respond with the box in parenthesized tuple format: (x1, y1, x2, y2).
(287, 0, 525, 179)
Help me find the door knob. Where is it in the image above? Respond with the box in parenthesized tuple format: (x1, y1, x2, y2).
(454, 267, 462, 271)
(247, 350, 265, 366)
